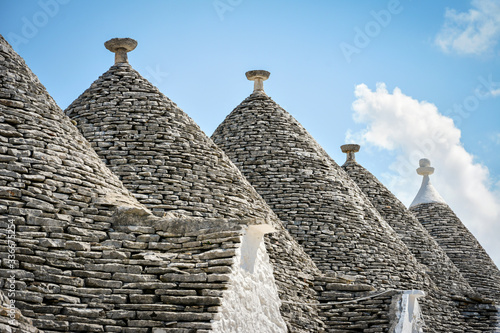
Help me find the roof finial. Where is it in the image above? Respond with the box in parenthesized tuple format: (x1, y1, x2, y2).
(104, 38, 138, 64)
(245, 70, 270, 94)
(416, 158, 434, 176)
(341, 144, 360, 163)
(410, 158, 446, 207)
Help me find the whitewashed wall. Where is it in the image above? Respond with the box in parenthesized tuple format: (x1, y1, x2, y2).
(212, 226, 287, 333)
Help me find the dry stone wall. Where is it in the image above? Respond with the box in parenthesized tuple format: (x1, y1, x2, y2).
(264, 231, 326, 332)
(453, 294, 499, 332)
(0, 289, 41, 333)
(0, 31, 247, 332)
(314, 275, 395, 332)
(342, 159, 472, 295)
(4, 204, 259, 333)
(4, 32, 497, 331)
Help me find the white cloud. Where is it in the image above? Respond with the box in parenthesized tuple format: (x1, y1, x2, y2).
(491, 88, 500, 96)
(435, 0, 500, 55)
(348, 83, 500, 267)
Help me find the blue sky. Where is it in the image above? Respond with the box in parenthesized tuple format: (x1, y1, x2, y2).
(1, 0, 500, 266)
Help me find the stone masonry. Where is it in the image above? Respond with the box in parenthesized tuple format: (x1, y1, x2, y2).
(411, 201, 500, 303)
(0, 33, 259, 332)
(65, 45, 275, 225)
(409, 159, 500, 304)
(1, 34, 499, 332)
(0, 289, 41, 333)
(211, 75, 431, 290)
(209, 73, 459, 331)
(341, 145, 499, 332)
(64, 38, 325, 332)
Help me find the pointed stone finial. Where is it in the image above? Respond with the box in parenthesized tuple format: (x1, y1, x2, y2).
(341, 144, 360, 162)
(410, 158, 446, 207)
(246, 70, 270, 93)
(104, 38, 137, 64)
(416, 158, 434, 176)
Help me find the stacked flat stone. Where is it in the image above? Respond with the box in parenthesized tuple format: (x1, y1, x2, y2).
(0, 34, 363, 332)
(0, 34, 257, 333)
(409, 161, 500, 303)
(4, 32, 497, 331)
(65, 38, 326, 332)
(66, 45, 274, 225)
(23, 216, 256, 333)
(211, 70, 438, 331)
(341, 146, 498, 332)
(262, 229, 326, 332)
(313, 275, 396, 331)
(0, 34, 309, 333)
(0, 290, 41, 333)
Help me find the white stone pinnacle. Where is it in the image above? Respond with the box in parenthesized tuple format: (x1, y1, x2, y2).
(410, 158, 446, 208)
(104, 38, 138, 64)
(246, 70, 270, 94)
(416, 158, 434, 176)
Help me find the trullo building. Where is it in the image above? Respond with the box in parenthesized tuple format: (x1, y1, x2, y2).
(1, 35, 499, 332)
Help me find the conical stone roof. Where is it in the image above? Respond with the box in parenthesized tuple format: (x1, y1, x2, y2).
(341, 145, 473, 295)
(0, 34, 142, 228)
(0, 34, 205, 331)
(340, 145, 487, 332)
(409, 159, 500, 302)
(211, 71, 431, 291)
(65, 39, 325, 332)
(65, 40, 276, 227)
(6, 34, 498, 331)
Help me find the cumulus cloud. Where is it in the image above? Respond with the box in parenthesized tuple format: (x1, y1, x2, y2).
(435, 0, 500, 55)
(347, 83, 500, 266)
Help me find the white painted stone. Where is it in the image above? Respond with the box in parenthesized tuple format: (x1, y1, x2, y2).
(240, 224, 274, 273)
(410, 159, 446, 207)
(212, 226, 287, 333)
(395, 290, 426, 333)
